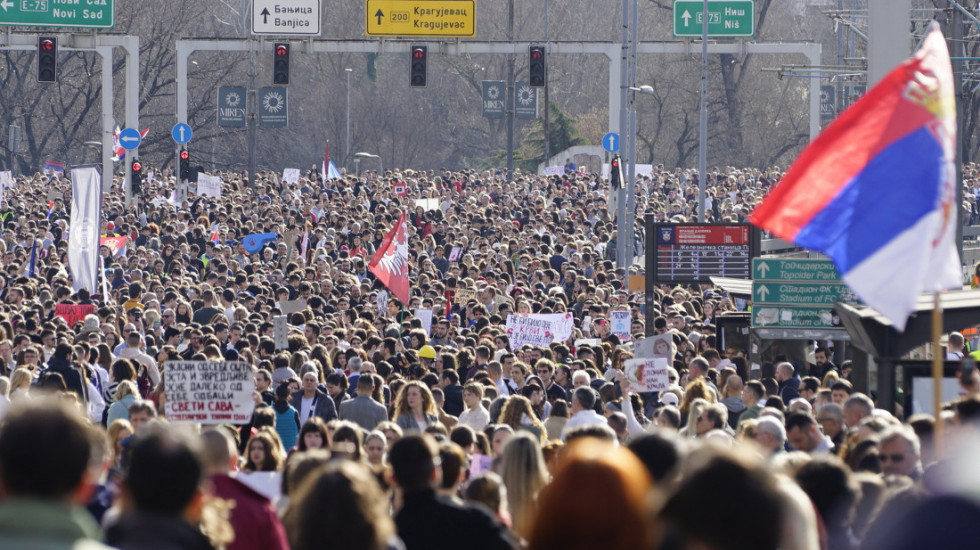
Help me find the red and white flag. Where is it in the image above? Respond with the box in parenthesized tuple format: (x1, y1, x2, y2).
(369, 214, 410, 305)
(393, 181, 407, 196)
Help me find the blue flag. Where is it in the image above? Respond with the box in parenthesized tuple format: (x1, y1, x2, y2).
(242, 232, 278, 254)
(27, 241, 37, 278)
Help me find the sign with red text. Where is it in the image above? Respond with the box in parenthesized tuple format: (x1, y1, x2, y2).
(55, 304, 95, 327)
(506, 314, 555, 348)
(624, 357, 670, 393)
(164, 361, 255, 424)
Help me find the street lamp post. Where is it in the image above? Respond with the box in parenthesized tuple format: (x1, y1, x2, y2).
(345, 68, 352, 165)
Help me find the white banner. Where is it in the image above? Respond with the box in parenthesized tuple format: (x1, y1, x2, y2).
(624, 357, 670, 393)
(282, 168, 300, 184)
(505, 313, 574, 348)
(164, 361, 256, 424)
(506, 314, 555, 348)
(68, 165, 102, 292)
(196, 173, 222, 198)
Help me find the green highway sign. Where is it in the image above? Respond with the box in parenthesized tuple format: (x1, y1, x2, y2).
(752, 306, 840, 329)
(752, 258, 840, 282)
(673, 0, 754, 38)
(752, 282, 859, 306)
(0, 0, 115, 29)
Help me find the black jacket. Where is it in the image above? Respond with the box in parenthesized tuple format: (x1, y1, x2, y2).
(395, 490, 517, 550)
(105, 512, 214, 550)
(44, 356, 86, 400)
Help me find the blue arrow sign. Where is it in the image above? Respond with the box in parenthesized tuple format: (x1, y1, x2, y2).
(172, 123, 192, 144)
(119, 127, 142, 150)
(603, 132, 619, 153)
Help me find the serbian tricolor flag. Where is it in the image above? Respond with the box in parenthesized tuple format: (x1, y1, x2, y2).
(210, 228, 220, 243)
(369, 214, 410, 305)
(47, 200, 54, 219)
(322, 141, 343, 181)
(750, 23, 961, 330)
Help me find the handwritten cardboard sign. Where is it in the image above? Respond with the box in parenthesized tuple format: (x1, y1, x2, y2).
(164, 361, 255, 424)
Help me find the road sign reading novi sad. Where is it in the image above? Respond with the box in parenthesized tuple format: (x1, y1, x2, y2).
(366, 0, 475, 37)
(0, 0, 115, 28)
(673, 0, 754, 38)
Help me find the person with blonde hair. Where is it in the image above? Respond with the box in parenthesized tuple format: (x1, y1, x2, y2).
(106, 418, 134, 466)
(106, 380, 139, 426)
(9, 367, 32, 401)
(498, 433, 549, 539)
(393, 380, 439, 432)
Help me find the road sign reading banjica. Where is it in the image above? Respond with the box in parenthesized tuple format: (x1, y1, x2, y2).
(673, 0, 754, 38)
(0, 0, 115, 29)
(252, 0, 321, 36)
(366, 0, 475, 37)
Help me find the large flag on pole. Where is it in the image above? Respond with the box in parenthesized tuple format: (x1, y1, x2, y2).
(68, 165, 102, 292)
(749, 23, 960, 330)
(369, 213, 410, 305)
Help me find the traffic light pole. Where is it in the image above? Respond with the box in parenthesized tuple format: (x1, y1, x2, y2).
(616, 0, 629, 270)
(247, 40, 257, 189)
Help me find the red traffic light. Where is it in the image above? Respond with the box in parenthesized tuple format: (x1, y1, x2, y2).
(531, 50, 542, 59)
(40, 39, 55, 51)
(611, 159, 619, 168)
(131, 161, 142, 172)
(276, 44, 289, 56)
(179, 150, 189, 160)
(413, 48, 425, 59)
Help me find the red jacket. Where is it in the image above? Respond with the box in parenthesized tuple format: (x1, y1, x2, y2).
(210, 474, 290, 550)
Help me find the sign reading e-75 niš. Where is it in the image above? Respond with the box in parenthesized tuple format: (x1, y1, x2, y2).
(673, 0, 754, 38)
(0, 0, 115, 29)
(366, 0, 475, 37)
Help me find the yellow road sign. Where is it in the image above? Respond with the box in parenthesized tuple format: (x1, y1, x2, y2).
(366, 0, 476, 37)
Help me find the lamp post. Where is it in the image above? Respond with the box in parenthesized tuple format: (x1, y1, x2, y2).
(345, 68, 352, 165)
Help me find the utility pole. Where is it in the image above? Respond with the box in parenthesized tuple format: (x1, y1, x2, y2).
(616, 0, 629, 269)
(506, 0, 515, 181)
(952, 4, 965, 255)
(247, 40, 257, 189)
(698, 0, 708, 222)
(543, 0, 550, 166)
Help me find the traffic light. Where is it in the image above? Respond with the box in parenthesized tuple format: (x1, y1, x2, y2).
(410, 46, 427, 87)
(37, 37, 58, 82)
(179, 149, 191, 181)
(529, 45, 546, 87)
(273, 42, 290, 85)
(131, 159, 143, 195)
(610, 155, 622, 190)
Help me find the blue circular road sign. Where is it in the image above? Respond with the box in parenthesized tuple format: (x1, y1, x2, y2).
(119, 128, 142, 150)
(172, 123, 193, 144)
(602, 132, 620, 153)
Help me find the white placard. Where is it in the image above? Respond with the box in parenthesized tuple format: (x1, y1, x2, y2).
(377, 291, 389, 317)
(164, 361, 256, 424)
(415, 308, 433, 335)
(196, 173, 222, 198)
(282, 168, 301, 184)
(273, 315, 288, 350)
(624, 357, 670, 393)
(635, 333, 676, 360)
(0, 171, 12, 190)
(610, 310, 632, 342)
(574, 338, 602, 350)
(280, 298, 307, 316)
(415, 198, 440, 211)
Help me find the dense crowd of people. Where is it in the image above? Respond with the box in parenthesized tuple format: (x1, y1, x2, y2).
(0, 163, 979, 550)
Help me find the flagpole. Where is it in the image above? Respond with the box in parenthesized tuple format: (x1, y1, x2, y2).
(931, 291, 944, 459)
